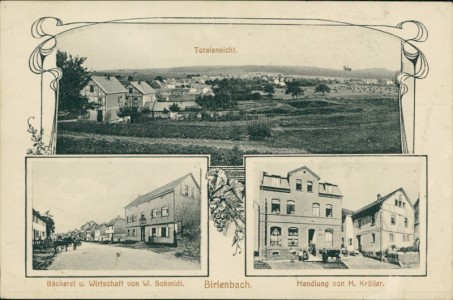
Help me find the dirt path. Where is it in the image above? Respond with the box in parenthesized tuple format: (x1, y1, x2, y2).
(59, 131, 309, 154)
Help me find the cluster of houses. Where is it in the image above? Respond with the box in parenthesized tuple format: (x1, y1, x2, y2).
(254, 166, 419, 261)
(64, 173, 201, 246)
(32, 209, 55, 241)
(80, 75, 214, 122)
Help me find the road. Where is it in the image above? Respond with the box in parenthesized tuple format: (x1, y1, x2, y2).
(48, 242, 200, 270)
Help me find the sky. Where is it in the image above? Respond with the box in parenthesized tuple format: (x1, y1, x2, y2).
(247, 156, 426, 211)
(30, 157, 207, 233)
(56, 22, 401, 71)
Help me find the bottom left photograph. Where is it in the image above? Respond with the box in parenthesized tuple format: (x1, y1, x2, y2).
(26, 156, 209, 277)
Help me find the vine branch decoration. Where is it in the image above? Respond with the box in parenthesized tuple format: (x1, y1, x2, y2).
(207, 168, 245, 255)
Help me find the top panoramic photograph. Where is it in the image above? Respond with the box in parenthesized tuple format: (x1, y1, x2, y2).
(55, 22, 403, 165)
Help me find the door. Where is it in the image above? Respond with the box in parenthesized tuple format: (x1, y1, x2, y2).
(356, 235, 361, 251)
(97, 110, 103, 122)
(140, 227, 145, 241)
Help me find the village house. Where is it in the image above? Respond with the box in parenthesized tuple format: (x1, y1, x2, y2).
(105, 216, 126, 242)
(32, 209, 47, 240)
(80, 75, 127, 122)
(80, 221, 98, 241)
(94, 223, 107, 241)
(414, 198, 420, 239)
(351, 188, 415, 254)
(124, 173, 201, 245)
(255, 166, 343, 261)
(125, 81, 156, 109)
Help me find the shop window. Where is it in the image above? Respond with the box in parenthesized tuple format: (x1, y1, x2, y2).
(270, 227, 282, 247)
(288, 227, 298, 246)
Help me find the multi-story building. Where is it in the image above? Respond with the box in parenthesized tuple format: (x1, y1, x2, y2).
(125, 81, 156, 109)
(32, 209, 47, 240)
(351, 188, 415, 254)
(255, 166, 343, 261)
(80, 75, 127, 122)
(124, 173, 201, 245)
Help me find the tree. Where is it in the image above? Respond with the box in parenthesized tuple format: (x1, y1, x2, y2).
(285, 85, 303, 99)
(154, 76, 166, 82)
(127, 75, 134, 82)
(169, 103, 181, 113)
(56, 51, 91, 115)
(315, 83, 331, 95)
(264, 84, 275, 95)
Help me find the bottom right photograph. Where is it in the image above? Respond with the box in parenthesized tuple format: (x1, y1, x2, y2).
(245, 155, 427, 276)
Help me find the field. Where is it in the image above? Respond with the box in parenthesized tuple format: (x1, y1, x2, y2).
(57, 92, 401, 165)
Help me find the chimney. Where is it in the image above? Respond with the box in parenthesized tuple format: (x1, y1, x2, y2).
(377, 194, 381, 200)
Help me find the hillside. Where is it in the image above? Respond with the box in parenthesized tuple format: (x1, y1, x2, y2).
(96, 65, 397, 80)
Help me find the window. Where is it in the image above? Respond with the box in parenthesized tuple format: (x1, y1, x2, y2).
(161, 227, 168, 238)
(129, 88, 133, 94)
(307, 181, 313, 192)
(191, 187, 194, 198)
(288, 227, 298, 246)
(151, 228, 157, 237)
(132, 214, 137, 222)
(325, 229, 333, 247)
(133, 98, 138, 106)
(325, 204, 333, 217)
(90, 85, 94, 92)
(271, 199, 281, 214)
(176, 221, 182, 233)
(270, 227, 281, 246)
(403, 202, 406, 208)
(390, 233, 394, 242)
(372, 233, 376, 243)
(395, 199, 398, 206)
(295, 179, 302, 191)
(403, 235, 406, 242)
(371, 214, 376, 225)
(272, 177, 280, 187)
(404, 218, 408, 228)
(132, 229, 136, 237)
(312, 203, 320, 217)
(287, 200, 295, 214)
(127, 229, 130, 236)
(151, 209, 158, 218)
(349, 238, 353, 246)
(399, 200, 402, 207)
(162, 206, 169, 217)
(181, 185, 189, 196)
(391, 214, 396, 225)
(140, 212, 145, 220)
(407, 235, 410, 242)
(358, 219, 362, 229)
(118, 96, 122, 103)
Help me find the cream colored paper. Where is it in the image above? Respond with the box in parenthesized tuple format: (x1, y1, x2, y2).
(1, 1, 452, 299)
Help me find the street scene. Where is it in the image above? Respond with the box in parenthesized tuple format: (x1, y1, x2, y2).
(248, 157, 425, 272)
(29, 158, 206, 273)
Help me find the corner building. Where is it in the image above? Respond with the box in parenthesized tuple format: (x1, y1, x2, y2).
(257, 166, 343, 260)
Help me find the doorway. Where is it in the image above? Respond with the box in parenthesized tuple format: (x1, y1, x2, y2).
(140, 227, 145, 241)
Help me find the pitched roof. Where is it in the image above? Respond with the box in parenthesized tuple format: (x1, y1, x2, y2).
(91, 76, 127, 94)
(106, 217, 125, 227)
(342, 208, 355, 216)
(288, 166, 321, 180)
(125, 173, 199, 208)
(130, 81, 156, 95)
(318, 182, 342, 197)
(352, 187, 414, 219)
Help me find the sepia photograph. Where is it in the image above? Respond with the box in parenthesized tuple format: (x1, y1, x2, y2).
(245, 156, 427, 276)
(53, 20, 408, 166)
(27, 156, 208, 277)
